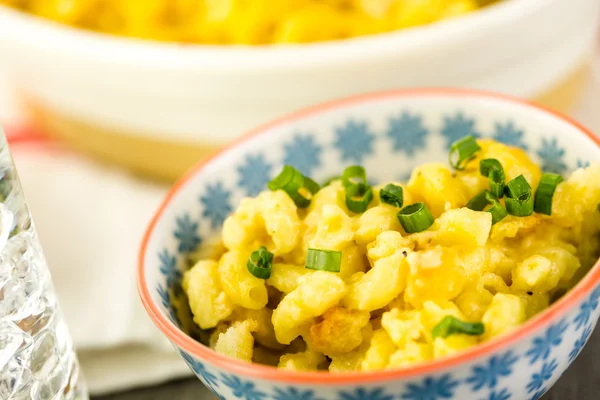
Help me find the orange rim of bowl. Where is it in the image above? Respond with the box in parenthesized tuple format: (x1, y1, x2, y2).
(138, 88, 600, 384)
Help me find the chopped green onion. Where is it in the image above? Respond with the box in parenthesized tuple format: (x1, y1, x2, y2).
(481, 198, 508, 225)
(480, 159, 505, 198)
(303, 176, 321, 195)
(432, 316, 485, 339)
(466, 190, 489, 211)
(380, 184, 404, 208)
(479, 158, 503, 177)
(342, 165, 367, 188)
(341, 165, 373, 213)
(247, 246, 274, 279)
(345, 183, 373, 213)
(449, 135, 481, 170)
(534, 173, 563, 215)
(268, 165, 319, 208)
(305, 248, 342, 272)
(397, 202, 434, 233)
(505, 192, 534, 216)
(489, 168, 505, 198)
(504, 175, 533, 217)
(268, 165, 301, 191)
(466, 190, 507, 224)
(504, 174, 531, 198)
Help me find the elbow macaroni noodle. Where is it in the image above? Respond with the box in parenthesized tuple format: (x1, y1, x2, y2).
(181, 140, 600, 372)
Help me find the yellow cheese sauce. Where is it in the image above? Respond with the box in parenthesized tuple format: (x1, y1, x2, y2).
(182, 138, 600, 371)
(2, 0, 492, 44)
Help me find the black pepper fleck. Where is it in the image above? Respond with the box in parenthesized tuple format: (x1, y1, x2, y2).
(527, 291, 533, 296)
(402, 251, 408, 257)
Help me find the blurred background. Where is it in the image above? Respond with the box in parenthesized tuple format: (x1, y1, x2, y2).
(1, 0, 600, 399)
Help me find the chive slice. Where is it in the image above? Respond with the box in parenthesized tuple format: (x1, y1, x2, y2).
(466, 190, 489, 211)
(466, 190, 507, 225)
(247, 246, 274, 279)
(345, 183, 373, 213)
(268, 165, 301, 191)
(505, 192, 534, 216)
(342, 165, 367, 188)
(380, 184, 404, 208)
(397, 202, 434, 233)
(342, 165, 373, 213)
(489, 168, 505, 198)
(268, 165, 319, 208)
(480, 159, 505, 198)
(504, 174, 531, 198)
(303, 176, 321, 195)
(432, 316, 485, 339)
(504, 175, 533, 217)
(479, 158, 503, 177)
(534, 173, 563, 215)
(305, 248, 342, 272)
(449, 135, 481, 170)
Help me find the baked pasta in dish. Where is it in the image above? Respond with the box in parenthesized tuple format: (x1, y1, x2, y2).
(2, 0, 492, 44)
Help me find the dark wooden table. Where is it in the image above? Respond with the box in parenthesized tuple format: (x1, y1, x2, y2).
(94, 327, 600, 400)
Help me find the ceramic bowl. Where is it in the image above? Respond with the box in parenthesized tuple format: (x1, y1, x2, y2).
(0, 0, 598, 181)
(138, 89, 600, 400)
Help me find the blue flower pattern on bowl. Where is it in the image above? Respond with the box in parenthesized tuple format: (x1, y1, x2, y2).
(529, 389, 548, 400)
(338, 388, 394, 400)
(158, 249, 182, 297)
(493, 121, 527, 150)
(525, 319, 568, 364)
(156, 284, 179, 325)
(221, 374, 267, 400)
(334, 120, 374, 163)
(200, 182, 232, 229)
(401, 375, 459, 400)
(284, 135, 323, 176)
(386, 111, 429, 156)
(484, 388, 511, 400)
(576, 159, 590, 169)
(272, 387, 323, 400)
(181, 351, 220, 389)
(569, 324, 593, 363)
(173, 213, 201, 253)
(148, 98, 600, 400)
(537, 137, 567, 175)
(440, 112, 480, 149)
(573, 286, 600, 330)
(466, 351, 519, 391)
(526, 359, 558, 394)
(238, 154, 273, 196)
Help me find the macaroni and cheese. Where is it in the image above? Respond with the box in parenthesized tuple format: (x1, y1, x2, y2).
(2, 0, 492, 44)
(182, 138, 600, 372)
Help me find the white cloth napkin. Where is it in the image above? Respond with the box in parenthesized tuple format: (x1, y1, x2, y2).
(1, 58, 600, 396)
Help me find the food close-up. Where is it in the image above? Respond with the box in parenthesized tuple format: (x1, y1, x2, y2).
(183, 137, 600, 372)
(1, 1, 600, 400)
(1, 0, 495, 44)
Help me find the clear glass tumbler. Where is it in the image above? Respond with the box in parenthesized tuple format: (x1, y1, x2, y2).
(0, 129, 87, 399)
